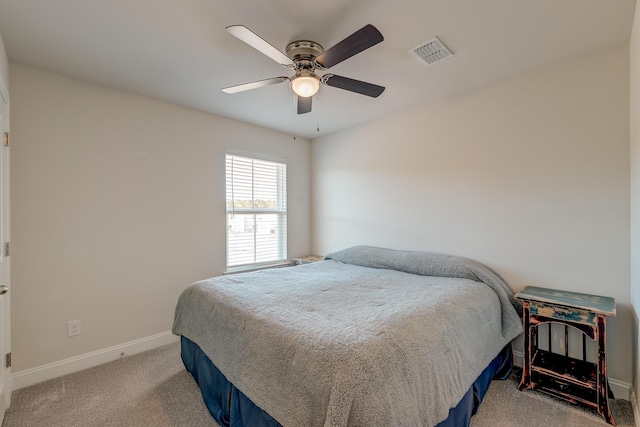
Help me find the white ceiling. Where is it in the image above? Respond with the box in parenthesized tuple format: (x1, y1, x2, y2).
(0, 0, 636, 139)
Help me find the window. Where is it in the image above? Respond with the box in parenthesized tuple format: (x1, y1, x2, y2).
(226, 151, 287, 270)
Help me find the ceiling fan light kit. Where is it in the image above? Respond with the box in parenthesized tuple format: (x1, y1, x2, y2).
(290, 73, 320, 97)
(223, 24, 385, 114)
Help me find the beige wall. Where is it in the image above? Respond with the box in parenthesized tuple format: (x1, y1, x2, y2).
(9, 64, 311, 371)
(312, 46, 631, 384)
(630, 0, 640, 410)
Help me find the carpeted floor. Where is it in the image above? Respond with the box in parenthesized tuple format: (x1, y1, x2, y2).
(471, 371, 635, 427)
(1, 342, 635, 426)
(3, 342, 218, 427)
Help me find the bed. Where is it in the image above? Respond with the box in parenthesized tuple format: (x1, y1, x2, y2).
(172, 246, 523, 427)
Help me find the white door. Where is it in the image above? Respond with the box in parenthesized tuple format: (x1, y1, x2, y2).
(0, 74, 11, 423)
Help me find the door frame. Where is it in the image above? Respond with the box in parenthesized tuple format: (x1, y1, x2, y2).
(0, 70, 12, 416)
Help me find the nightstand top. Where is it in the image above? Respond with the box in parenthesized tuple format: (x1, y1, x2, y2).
(515, 286, 616, 316)
(293, 255, 324, 264)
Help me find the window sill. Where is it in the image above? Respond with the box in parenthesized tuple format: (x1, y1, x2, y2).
(224, 261, 295, 275)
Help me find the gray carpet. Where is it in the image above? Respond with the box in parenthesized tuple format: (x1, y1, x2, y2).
(1, 342, 635, 426)
(3, 342, 218, 427)
(471, 372, 635, 427)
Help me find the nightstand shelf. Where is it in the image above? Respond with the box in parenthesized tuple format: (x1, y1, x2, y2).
(531, 349, 596, 387)
(516, 286, 616, 425)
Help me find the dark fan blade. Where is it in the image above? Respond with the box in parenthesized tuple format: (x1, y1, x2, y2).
(322, 74, 385, 98)
(315, 24, 383, 69)
(226, 25, 295, 67)
(222, 77, 288, 94)
(297, 96, 312, 114)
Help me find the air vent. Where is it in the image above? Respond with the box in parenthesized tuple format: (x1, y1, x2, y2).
(409, 37, 453, 66)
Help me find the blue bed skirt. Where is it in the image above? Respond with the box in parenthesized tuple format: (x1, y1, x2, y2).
(181, 336, 513, 427)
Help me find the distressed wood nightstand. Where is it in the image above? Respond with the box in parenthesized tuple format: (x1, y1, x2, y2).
(515, 286, 616, 425)
(292, 255, 324, 265)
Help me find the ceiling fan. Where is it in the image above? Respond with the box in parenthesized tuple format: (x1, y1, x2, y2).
(222, 24, 385, 114)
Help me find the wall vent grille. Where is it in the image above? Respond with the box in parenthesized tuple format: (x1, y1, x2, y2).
(409, 37, 453, 66)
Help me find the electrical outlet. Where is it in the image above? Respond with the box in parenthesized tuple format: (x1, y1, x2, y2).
(68, 319, 81, 337)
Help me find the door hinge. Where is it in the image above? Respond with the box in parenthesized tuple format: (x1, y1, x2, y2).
(4, 242, 8, 257)
(5, 353, 10, 368)
(3, 132, 8, 147)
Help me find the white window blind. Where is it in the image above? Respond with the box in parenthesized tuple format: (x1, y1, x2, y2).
(226, 152, 287, 269)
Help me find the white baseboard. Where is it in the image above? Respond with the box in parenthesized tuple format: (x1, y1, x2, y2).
(513, 349, 524, 368)
(11, 331, 179, 391)
(632, 389, 640, 427)
(512, 349, 630, 401)
(609, 378, 632, 401)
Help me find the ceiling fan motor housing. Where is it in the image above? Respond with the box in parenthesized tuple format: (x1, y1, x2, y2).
(286, 40, 325, 71)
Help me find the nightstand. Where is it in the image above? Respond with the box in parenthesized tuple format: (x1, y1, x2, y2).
(292, 255, 324, 265)
(515, 286, 616, 425)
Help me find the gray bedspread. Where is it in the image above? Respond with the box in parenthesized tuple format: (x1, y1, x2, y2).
(172, 246, 523, 427)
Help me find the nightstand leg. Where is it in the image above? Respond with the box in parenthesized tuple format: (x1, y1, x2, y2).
(518, 301, 533, 391)
(597, 315, 616, 425)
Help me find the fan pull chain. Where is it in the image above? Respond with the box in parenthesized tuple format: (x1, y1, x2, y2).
(316, 94, 320, 133)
